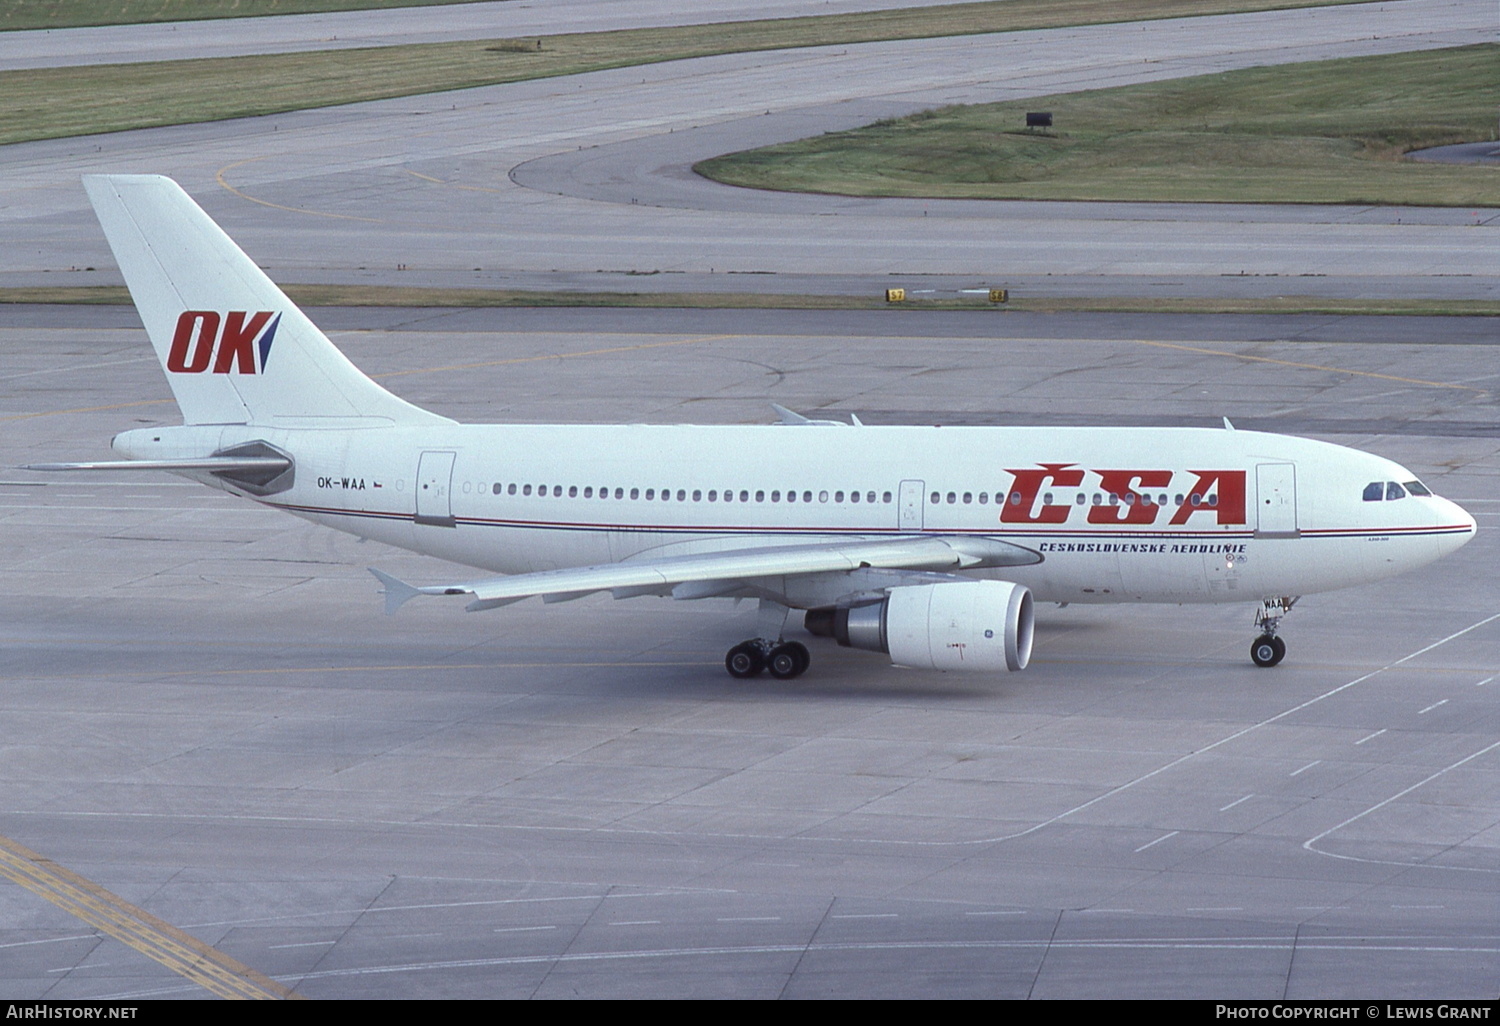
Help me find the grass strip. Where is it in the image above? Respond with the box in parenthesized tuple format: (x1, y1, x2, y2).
(0, 0, 476, 32)
(5, 286, 1497, 317)
(697, 44, 1500, 207)
(0, 0, 1364, 145)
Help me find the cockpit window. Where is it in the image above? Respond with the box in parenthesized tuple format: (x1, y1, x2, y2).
(1385, 481, 1407, 501)
(1362, 482, 1384, 502)
(1404, 480, 1432, 497)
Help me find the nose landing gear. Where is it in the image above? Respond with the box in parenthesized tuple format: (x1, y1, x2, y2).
(1250, 596, 1297, 667)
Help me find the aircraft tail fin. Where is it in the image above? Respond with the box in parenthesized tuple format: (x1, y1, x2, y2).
(83, 174, 449, 428)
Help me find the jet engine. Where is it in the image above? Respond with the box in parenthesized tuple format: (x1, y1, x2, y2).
(806, 580, 1034, 672)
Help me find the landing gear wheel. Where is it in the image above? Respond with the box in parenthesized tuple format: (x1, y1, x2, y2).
(726, 641, 765, 679)
(767, 642, 810, 680)
(1251, 634, 1285, 668)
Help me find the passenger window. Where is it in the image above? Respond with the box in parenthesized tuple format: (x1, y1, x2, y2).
(835, 491, 845, 503)
(1362, 482, 1384, 502)
(756, 490, 765, 502)
(1386, 481, 1406, 500)
(568, 486, 577, 498)
(931, 492, 940, 505)
(882, 492, 892, 503)
(741, 490, 750, 502)
(508, 483, 517, 496)
(630, 488, 640, 500)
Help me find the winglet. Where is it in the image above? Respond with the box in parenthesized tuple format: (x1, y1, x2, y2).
(369, 568, 422, 615)
(1222, 417, 1236, 431)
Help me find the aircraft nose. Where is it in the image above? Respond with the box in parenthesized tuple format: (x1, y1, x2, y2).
(1435, 496, 1477, 555)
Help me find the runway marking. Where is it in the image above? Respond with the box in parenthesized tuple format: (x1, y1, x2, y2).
(113, 933, 1500, 996)
(0, 834, 300, 1000)
(494, 925, 557, 933)
(1219, 795, 1253, 811)
(1478, 676, 1495, 687)
(971, 610, 1500, 851)
(1133, 831, 1178, 853)
(1129, 338, 1485, 393)
(0, 398, 174, 423)
(1302, 736, 1500, 872)
(1355, 728, 1386, 744)
(403, 168, 505, 195)
(1417, 699, 1449, 714)
(216, 158, 384, 223)
(0, 660, 718, 686)
(1289, 760, 1321, 777)
(372, 333, 740, 379)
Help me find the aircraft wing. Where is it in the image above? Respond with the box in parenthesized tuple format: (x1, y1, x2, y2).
(371, 535, 1039, 614)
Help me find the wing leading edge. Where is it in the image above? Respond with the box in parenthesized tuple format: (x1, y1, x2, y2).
(371, 535, 1040, 614)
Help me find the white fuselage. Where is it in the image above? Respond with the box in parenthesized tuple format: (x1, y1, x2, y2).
(118, 422, 1477, 609)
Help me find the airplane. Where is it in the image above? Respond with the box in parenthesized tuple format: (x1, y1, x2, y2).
(25, 175, 1477, 680)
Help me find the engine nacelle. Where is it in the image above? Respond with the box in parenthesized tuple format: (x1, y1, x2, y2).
(809, 580, 1034, 672)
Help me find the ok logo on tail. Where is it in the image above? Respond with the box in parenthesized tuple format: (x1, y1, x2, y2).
(167, 311, 281, 375)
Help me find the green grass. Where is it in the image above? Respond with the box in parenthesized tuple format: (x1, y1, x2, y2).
(0, 0, 1364, 145)
(0, 1, 480, 31)
(4, 286, 1497, 317)
(698, 45, 1500, 207)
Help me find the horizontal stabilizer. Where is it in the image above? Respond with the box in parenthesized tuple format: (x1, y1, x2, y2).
(23, 457, 290, 473)
(368, 568, 423, 616)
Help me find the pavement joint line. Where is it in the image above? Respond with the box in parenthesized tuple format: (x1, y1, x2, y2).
(372, 333, 740, 378)
(0, 834, 301, 1000)
(1129, 338, 1486, 392)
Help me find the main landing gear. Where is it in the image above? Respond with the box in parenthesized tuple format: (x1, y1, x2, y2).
(726, 639, 811, 680)
(1251, 596, 1298, 668)
(725, 599, 812, 680)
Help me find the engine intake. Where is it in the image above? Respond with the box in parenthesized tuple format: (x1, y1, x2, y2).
(807, 580, 1034, 672)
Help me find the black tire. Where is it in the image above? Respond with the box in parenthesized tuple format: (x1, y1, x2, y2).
(1251, 635, 1280, 668)
(768, 642, 810, 680)
(726, 641, 764, 679)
